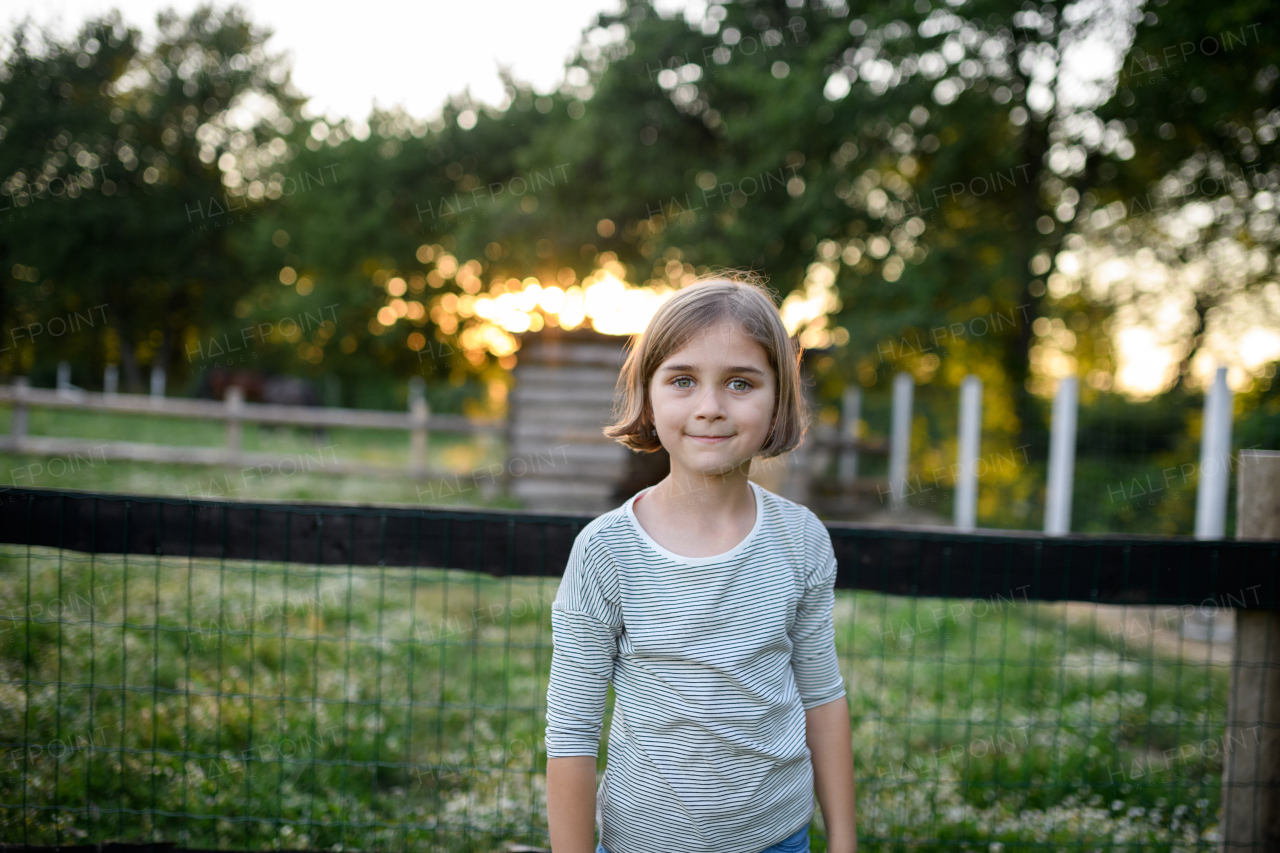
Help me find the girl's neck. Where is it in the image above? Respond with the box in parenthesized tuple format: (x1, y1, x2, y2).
(643, 463, 755, 521)
(633, 465, 758, 559)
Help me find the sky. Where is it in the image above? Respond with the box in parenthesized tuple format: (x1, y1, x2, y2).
(4, 0, 664, 121)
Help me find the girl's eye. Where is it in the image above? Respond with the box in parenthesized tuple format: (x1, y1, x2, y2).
(674, 377, 694, 388)
(728, 378, 750, 391)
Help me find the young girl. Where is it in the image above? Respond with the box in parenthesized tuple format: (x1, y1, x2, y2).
(544, 275, 857, 853)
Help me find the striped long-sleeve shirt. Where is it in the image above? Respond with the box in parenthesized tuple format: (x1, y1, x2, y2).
(545, 480, 847, 853)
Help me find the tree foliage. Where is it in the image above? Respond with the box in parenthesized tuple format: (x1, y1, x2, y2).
(0, 7, 303, 391)
(0, 0, 1275, 422)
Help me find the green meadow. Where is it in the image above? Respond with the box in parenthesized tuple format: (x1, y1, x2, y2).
(1, 544, 1229, 851)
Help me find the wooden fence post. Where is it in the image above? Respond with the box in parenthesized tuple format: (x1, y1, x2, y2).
(1222, 449, 1280, 853)
(409, 377, 429, 473)
(225, 385, 244, 454)
(11, 376, 29, 445)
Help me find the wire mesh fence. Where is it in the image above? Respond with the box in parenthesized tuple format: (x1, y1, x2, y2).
(1, 487, 1277, 852)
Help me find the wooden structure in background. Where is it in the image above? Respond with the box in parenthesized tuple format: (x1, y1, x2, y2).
(506, 328, 633, 512)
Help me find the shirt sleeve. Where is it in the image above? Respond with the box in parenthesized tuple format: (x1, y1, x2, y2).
(545, 526, 623, 758)
(789, 521, 847, 709)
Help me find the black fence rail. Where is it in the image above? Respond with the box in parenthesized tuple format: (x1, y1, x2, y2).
(1, 487, 1277, 852)
(4, 488, 1277, 606)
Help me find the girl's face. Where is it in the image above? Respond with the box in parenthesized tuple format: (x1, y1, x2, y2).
(648, 320, 777, 480)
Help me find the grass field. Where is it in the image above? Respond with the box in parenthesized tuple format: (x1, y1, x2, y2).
(0, 406, 511, 508)
(1, 543, 1232, 852)
(0, 402, 1244, 850)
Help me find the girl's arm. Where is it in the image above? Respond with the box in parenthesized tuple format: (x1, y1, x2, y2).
(545, 530, 622, 852)
(791, 522, 857, 852)
(547, 756, 599, 853)
(806, 697, 857, 853)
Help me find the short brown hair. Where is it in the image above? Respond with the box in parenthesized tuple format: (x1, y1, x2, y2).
(604, 271, 808, 458)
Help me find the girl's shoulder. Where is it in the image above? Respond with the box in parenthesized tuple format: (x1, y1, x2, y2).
(753, 483, 837, 582)
(573, 503, 634, 547)
(565, 504, 635, 572)
(555, 509, 632, 610)
(754, 482, 829, 539)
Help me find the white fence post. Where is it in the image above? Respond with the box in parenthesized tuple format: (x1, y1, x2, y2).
(11, 376, 29, 444)
(955, 375, 983, 531)
(225, 385, 244, 453)
(57, 361, 72, 393)
(839, 385, 861, 486)
(104, 365, 119, 396)
(889, 372, 913, 513)
(1044, 376, 1078, 535)
(1194, 365, 1233, 540)
(409, 376, 429, 473)
(150, 364, 166, 400)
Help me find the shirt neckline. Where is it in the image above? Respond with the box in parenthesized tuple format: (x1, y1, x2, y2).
(623, 480, 765, 566)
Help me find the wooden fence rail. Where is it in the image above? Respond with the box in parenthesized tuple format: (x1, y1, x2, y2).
(0, 378, 502, 479)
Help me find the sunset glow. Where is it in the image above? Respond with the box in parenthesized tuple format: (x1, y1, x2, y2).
(377, 246, 847, 362)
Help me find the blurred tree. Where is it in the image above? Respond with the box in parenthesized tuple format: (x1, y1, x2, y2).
(221, 87, 570, 410)
(1089, 0, 1279, 389)
(0, 6, 304, 391)
(502, 0, 1274, 492)
(483, 0, 1144, 467)
(2, 0, 1274, 428)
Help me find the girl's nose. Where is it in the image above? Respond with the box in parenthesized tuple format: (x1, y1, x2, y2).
(692, 387, 727, 419)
